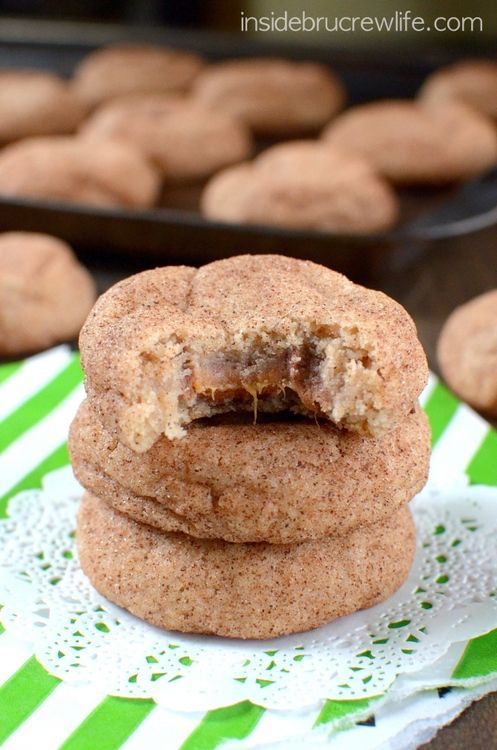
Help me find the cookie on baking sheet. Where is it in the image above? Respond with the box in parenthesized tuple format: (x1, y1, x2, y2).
(77, 492, 415, 639)
(437, 290, 497, 416)
(192, 58, 345, 135)
(323, 99, 497, 184)
(69, 399, 429, 544)
(79, 255, 428, 450)
(0, 70, 84, 144)
(72, 43, 205, 110)
(80, 94, 252, 182)
(419, 60, 497, 120)
(0, 136, 160, 209)
(0, 232, 96, 355)
(201, 140, 399, 233)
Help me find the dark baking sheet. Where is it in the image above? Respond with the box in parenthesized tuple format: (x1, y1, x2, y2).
(0, 19, 494, 280)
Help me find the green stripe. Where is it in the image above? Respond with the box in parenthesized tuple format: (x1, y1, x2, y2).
(0, 656, 60, 744)
(455, 426, 497, 685)
(466, 428, 497, 486)
(423, 382, 459, 447)
(314, 695, 381, 727)
(0, 355, 82, 453)
(59, 696, 155, 750)
(0, 360, 22, 386)
(452, 630, 497, 680)
(180, 701, 265, 750)
(0, 442, 69, 518)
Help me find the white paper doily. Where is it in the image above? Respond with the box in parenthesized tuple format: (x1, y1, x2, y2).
(0, 466, 496, 711)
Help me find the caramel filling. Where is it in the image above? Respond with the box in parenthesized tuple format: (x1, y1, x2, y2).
(189, 344, 323, 415)
(122, 327, 382, 450)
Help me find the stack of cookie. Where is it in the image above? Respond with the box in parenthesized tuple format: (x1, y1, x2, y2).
(69, 255, 430, 639)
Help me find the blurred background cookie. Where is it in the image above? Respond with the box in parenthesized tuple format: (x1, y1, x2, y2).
(438, 290, 497, 416)
(0, 232, 96, 355)
(80, 94, 253, 183)
(77, 492, 415, 639)
(192, 58, 345, 136)
(419, 59, 497, 120)
(72, 43, 206, 110)
(0, 136, 160, 208)
(323, 99, 497, 184)
(0, 70, 84, 144)
(201, 141, 399, 233)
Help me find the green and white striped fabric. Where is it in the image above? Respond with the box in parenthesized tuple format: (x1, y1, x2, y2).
(1, 346, 497, 750)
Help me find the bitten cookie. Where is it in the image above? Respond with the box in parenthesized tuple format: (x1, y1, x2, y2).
(201, 140, 398, 233)
(72, 43, 205, 110)
(419, 60, 497, 120)
(193, 58, 345, 135)
(0, 136, 160, 208)
(80, 95, 252, 182)
(437, 290, 497, 415)
(69, 399, 429, 544)
(79, 254, 428, 450)
(0, 232, 96, 355)
(77, 492, 415, 639)
(0, 70, 84, 143)
(323, 99, 497, 184)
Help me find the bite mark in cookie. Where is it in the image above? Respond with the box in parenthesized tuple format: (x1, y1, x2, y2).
(80, 255, 427, 451)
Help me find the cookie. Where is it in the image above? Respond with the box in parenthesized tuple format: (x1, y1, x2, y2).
(437, 290, 497, 415)
(0, 136, 160, 208)
(77, 492, 415, 639)
(80, 94, 252, 182)
(419, 60, 497, 120)
(72, 43, 205, 110)
(0, 232, 96, 355)
(201, 140, 399, 233)
(79, 254, 428, 450)
(192, 58, 345, 135)
(0, 70, 84, 144)
(323, 99, 497, 184)
(69, 399, 429, 543)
